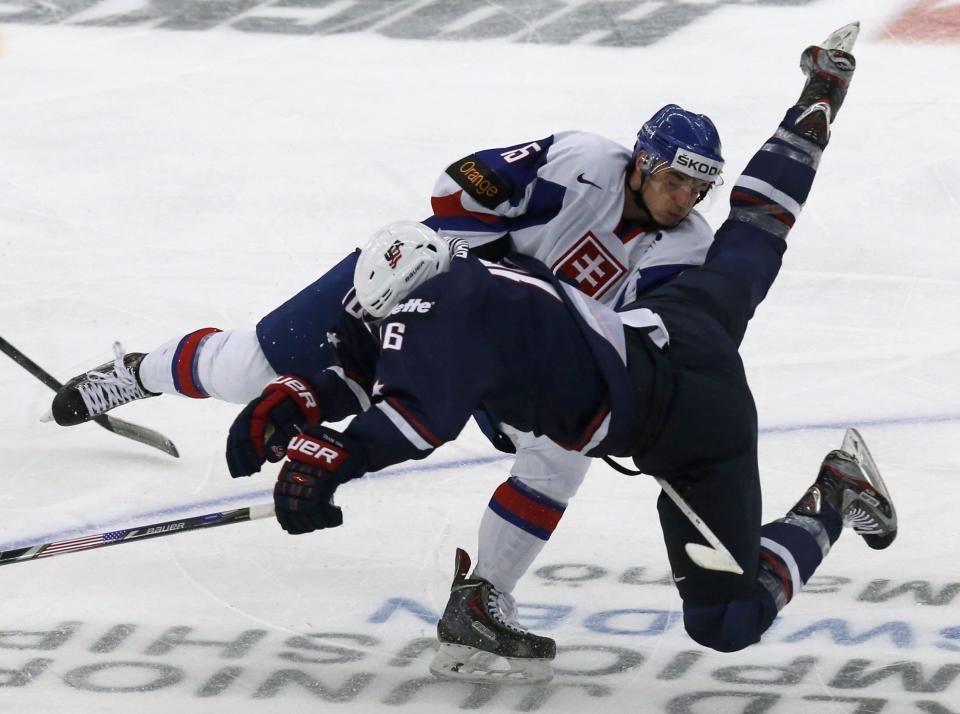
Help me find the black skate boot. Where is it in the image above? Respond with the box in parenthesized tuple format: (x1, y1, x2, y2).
(793, 428, 897, 550)
(430, 548, 555, 684)
(793, 21, 859, 147)
(51, 342, 157, 426)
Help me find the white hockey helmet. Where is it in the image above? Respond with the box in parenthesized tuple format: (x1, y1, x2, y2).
(354, 221, 452, 318)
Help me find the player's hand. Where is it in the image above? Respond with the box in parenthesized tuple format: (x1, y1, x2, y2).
(226, 375, 322, 477)
(274, 426, 366, 534)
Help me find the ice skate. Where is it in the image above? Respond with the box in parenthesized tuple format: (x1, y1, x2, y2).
(793, 21, 859, 147)
(50, 342, 156, 426)
(793, 428, 897, 550)
(430, 548, 555, 684)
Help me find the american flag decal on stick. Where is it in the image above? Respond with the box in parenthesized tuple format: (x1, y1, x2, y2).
(0, 505, 274, 566)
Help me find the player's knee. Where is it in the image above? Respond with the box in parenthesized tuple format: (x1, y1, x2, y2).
(682, 601, 762, 653)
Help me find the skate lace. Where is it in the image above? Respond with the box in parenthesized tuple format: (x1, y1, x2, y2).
(487, 590, 526, 634)
(76, 342, 146, 416)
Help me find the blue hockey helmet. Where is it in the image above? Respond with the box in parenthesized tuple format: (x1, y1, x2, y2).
(633, 104, 724, 185)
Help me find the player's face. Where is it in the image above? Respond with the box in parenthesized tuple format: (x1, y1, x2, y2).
(633, 158, 711, 227)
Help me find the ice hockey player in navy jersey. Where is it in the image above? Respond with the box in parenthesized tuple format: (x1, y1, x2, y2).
(223, 22, 897, 685)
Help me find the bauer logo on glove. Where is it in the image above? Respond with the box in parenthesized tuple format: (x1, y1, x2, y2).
(287, 434, 347, 468)
(271, 376, 318, 409)
(225, 373, 323, 478)
(273, 426, 367, 535)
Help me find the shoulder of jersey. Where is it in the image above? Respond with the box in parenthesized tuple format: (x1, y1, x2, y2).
(543, 131, 631, 189)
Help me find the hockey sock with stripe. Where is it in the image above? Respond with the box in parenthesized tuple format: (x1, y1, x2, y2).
(473, 477, 566, 593)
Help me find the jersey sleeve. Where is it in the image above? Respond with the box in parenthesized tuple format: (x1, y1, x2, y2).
(308, 306, 380, 422)
(424, 136, 556, 248)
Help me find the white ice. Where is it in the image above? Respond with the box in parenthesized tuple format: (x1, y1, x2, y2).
(1, 1, 959, 712)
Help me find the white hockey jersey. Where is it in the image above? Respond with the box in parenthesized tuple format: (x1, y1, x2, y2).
(425, 131, 714, 308)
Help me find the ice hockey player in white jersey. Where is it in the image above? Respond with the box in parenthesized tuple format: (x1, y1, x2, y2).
(426, 107, 721, 308)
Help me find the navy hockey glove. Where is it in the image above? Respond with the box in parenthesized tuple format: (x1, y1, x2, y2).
(274, 427, 366, 534)
(226, 375, 322, 477)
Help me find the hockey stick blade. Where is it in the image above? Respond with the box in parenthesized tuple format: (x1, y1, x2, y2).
(657, 478, 744, 575)
(0, 335, 179, 458)
(684, 543, 743, 575)
(0, 503, 275, 566)
(603, 458, 744, 575)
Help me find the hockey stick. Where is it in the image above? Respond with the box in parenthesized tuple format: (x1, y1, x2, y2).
(0, 335, 179, 458)
(0, 503, 275, 566)
(603, 456, 743, 575)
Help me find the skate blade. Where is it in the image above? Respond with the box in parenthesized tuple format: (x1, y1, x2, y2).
(39, 409, 53, 423)
(841, 428, 893, 503)
(821, 21, 860, 53)
(429, 643, 554, 685)
(841, 428, 897, 549)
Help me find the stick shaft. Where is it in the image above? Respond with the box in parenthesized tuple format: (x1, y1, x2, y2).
(0, 335, 179, 457)
(0, 335, 63, 392)
(0, 504, 275, 566)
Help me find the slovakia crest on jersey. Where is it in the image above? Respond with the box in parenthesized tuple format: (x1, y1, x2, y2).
(552, 232, 626, 299)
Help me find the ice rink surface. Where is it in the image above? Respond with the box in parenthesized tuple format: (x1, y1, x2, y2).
(1, 1, 959, 711)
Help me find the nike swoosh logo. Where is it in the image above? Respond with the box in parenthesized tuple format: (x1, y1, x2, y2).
(577, 173, 602, 189)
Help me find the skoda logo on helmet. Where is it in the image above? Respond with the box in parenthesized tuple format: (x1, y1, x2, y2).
(672, 149, 723, 183)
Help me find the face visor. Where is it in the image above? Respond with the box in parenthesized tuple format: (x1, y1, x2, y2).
(641, 147, 724, 204)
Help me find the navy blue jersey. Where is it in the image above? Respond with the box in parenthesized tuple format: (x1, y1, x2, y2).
(312, 253, 665, 474)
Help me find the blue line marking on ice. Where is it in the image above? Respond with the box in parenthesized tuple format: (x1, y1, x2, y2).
(0, 454, 510, 550)
(5, 413, 957, 551)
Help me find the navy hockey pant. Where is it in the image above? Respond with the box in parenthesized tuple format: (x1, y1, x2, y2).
(255, 249, 360, 375)
(630, 109, 835, 652)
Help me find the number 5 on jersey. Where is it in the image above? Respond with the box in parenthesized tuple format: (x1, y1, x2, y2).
(500, 142, 542, 164)
(382, 322, 405, 351)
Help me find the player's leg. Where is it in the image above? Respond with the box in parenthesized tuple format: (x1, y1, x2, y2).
(678, 439, 896, 653)
(254, 249, 360, 375)
(51, 250, 359, 426)
(137, 329, 277, 402)
(627, 24, 857, 347)
(644, 353, 765, 652)
(473, 431, 590, 592)
(433, 422, 593, 683)
(650, 364, 895, 651)
(141, 247, 361, 401)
